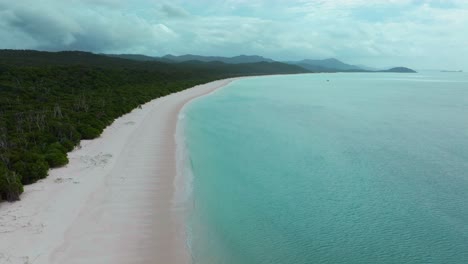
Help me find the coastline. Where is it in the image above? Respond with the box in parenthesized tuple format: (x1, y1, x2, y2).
(174, 77, 240, 261)
(0, 78, 236, 264)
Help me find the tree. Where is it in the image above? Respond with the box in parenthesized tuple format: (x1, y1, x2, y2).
(0, 163, 23, 202)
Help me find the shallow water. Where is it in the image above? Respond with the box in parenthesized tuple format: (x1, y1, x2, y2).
(182, 72, 468, 264)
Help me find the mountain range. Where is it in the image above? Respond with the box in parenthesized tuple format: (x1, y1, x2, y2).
(288, 58, 362, 72)
(0, 50, 308, 75)
(106, 53, 416, 73)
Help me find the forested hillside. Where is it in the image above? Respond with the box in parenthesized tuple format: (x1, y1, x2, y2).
(0, 50, 309, 202)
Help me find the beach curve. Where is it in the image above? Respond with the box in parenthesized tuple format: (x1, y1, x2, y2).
(0, 78, 236, 264)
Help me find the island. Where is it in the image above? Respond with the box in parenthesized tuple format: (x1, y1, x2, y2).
(378, 67, 417, 73)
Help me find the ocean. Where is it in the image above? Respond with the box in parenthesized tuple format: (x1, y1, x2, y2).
(179, 72, 468, 264)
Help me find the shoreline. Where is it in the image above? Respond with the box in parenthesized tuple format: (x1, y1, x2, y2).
(0, 78, 237, 264)
(174, 77, 239, 261)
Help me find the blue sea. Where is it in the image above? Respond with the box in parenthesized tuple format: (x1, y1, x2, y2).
(180, 72, 468, 264)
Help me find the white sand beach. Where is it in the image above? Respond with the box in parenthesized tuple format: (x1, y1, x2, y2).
(0, 79, 234, 264)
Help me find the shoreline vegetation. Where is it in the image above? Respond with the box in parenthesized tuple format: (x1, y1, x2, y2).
(0, 78, 234, 263)
(0, 50, 308, 202)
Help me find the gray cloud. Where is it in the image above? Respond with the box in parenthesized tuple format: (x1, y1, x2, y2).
(0, 0, 178, 54)
(160, 3, 190, 18)
(0, 0, 467, 69)
(5, 6, 82, 48)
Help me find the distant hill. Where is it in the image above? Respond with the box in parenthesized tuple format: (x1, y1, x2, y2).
(288, 58, 363, 72)
(288, 58, 416, 73)
(161, 54, 275, 64)
(356, 64, 382, 71)
(0, 50, 160, 69)
(0, 50, 308, 75)
(105, 54, 161, 62)
(104, 53, 417, 74)
(379, 67, 417, 73)
(107, 54, 276, 64)
(293, 63, 338, 72)
(441, 70, 463, 73)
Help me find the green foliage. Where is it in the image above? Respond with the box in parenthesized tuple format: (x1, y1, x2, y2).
(77, 125, 101, 139)
(0, 49, 308, 203)
(47, 142, 67, 153)
(45, 151, 68, 168)
(45, 142, 69, 167)
(0, 163, 24, 202)
(6, 151, 49, 184)
(12, 154, 49, 184)
(61, 140, 75, 152)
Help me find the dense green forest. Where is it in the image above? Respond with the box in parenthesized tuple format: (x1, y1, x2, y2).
(0, 50, 309, 202)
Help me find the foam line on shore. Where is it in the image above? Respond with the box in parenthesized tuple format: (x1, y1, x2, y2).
(0, 78, 237, 264)
(174, 78, 240, 262)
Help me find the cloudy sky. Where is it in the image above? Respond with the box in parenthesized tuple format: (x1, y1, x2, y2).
(0, 0, 467, 69)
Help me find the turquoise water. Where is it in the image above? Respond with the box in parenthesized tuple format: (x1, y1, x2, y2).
(182, 72, 468, 264)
